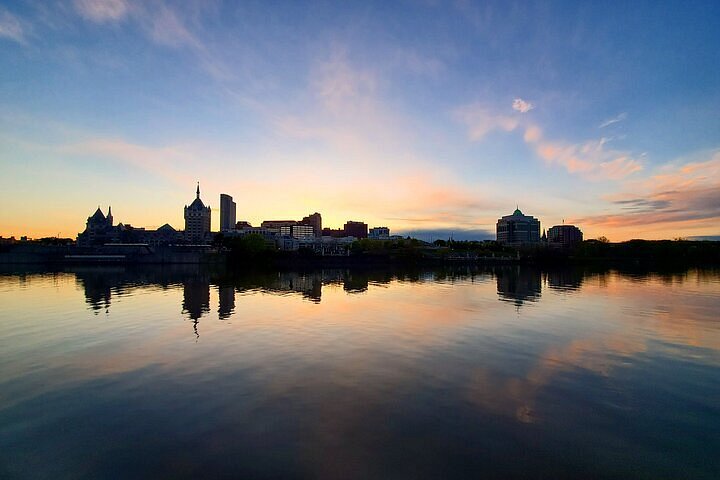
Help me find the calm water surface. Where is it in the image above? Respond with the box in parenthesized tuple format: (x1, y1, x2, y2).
(1, 266, 719, 479)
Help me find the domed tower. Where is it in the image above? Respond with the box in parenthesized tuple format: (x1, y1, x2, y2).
(184, 183, 211, 243)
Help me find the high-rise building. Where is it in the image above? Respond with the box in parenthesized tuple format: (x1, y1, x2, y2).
(220, 194, 236, 232)
(300, 212, 322, 237)
(184, 183, 211, 243)
(344, 221, 368, 239)
(547, 225, 583, 247)
(496, 207, 541, 246)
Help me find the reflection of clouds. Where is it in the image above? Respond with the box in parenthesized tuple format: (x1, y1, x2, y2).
(2, 267, 718, 450)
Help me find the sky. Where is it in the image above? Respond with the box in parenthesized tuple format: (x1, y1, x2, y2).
(1, 0, 719, 241)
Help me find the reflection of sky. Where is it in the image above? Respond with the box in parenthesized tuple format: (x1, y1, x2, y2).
(0, 269, 719, 478)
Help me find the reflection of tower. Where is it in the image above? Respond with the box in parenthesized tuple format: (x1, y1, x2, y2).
(183, 277, 210, 338)
(495, 266, 542, 307)
(218, 285, 235, 320)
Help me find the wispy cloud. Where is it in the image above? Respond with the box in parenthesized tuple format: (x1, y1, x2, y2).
(456, 101, 642, 180)
(512, 97, 534, 113)
(455, 103, 520, 141)
(0, 8, 26, 44)
(72, 0, 231, 80)
(574, 150, 720, 234)
(74, 0, 129, 23)
(599, 112, 627, 128)
(528, 134, 643, 180)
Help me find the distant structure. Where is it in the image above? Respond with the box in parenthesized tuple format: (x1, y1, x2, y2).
(77, 206, 118, 246)
(344, 221, 368, 239)
(300, 212, 322, 237)
(369, 227, 390, 239)
(184, 183, 211, 243)
(220, 194, 236, 232)
(547, 224, 583, 247)
(281, 224, 315, 240)
(496, 207, 541, 246)
(260, 220, 297, 229)
(321, 227, 345, 238)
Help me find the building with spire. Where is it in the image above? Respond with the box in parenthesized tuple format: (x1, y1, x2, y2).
(77, 206, 119, 246)
(184, 183, 212, 243)
(496, 207, 541, 246)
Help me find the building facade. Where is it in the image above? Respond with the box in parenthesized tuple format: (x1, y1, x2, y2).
(184, 184, 211, 243)
(77, 206, 119, 246)
(300, 212, 322, 237)
(220, 194, 236, 232)
(344, 221, 368, 239)
(496, 208, 541, 246)
(547, 225, 583, 247)
(369, 227, 390, 239)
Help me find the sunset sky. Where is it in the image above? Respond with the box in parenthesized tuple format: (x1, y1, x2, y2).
(1, 0, 719, 241)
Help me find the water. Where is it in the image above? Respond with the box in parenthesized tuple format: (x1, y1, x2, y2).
(1, 265, 718, 479)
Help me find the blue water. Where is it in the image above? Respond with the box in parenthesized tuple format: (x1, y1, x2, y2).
(0, 266, 718, 479)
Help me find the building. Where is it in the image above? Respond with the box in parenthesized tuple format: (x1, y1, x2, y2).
(343, 221, 368, 239)
(261, 220, 297, 233)
(300, 212, 322, 237)
(77, 206, 119, 246)
(322, 228, 345, 238)
(496, 207, 541, 246)
(369, 227, 390, 239)
(280, 224, 316, 240)
(184, 183, 211, 243)
(235, 221, 252, 229)
(547, 224, 583, 247)
(220, 194, 236, 232)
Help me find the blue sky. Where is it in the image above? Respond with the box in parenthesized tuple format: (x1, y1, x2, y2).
(1, 0, 719, 240)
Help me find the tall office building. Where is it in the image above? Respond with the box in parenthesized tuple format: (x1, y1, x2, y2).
(300, 212, 322, 237)
(184, 183, 211, 243)
(496, 207, 541, 246)
(220, 194, 237, 232)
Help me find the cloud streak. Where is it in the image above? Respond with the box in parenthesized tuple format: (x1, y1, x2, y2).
(0, 8, 26, 44)
(74, 0, 129, 23)
(573, 150, 720, 235)
(599, 112, 627, 128)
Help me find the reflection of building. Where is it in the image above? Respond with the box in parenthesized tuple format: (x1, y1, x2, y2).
(496, 208, 541, 246)
(369, 227, 390, 239)
(546, 269, 584, 292)
(184, 184, 211, 243)
(218, 285, 235, 319)
(495, 266, 542, 306)
(220, 194, 236, 232)
(344, 221, 368, 239)
(547, 225, 583, 248)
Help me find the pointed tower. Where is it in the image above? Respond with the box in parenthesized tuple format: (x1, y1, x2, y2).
(107, 206, 113, 227)
(185, 183, 211, 243)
